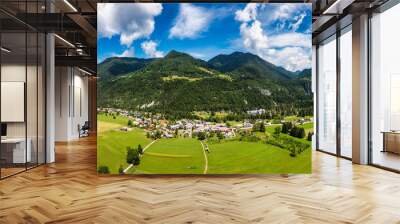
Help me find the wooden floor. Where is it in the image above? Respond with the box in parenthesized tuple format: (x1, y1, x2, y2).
(0, 167, 26, 178)
(1, 136, 400, 224)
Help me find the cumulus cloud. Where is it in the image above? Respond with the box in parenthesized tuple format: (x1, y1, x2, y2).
(264, 47, 311, 72)
(98, 3, 162, 46)
(268, 32, 311, 48)
(256, 4, 310, 32)
(141, 40, 164, 58)
(234, 3, 311, 72)
(270, 4, 304, 21)
(235, 3, 259, 22)
(240, 20, 268, 52)
(169, 3, 214, 39)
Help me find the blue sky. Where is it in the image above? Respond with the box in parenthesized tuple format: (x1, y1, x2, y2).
(98, 3, 312, 72)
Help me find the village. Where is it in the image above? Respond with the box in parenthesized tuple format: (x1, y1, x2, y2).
(98, 108, 312, 140)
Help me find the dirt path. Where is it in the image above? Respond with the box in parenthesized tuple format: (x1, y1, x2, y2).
(200, 141, 208, 174)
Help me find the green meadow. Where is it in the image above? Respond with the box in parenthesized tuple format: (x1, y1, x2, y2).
(207, 141, 311, 174)
(131, 138, 205, 174)
(97, 114, 151, 173)
(98, 114, 312, 174)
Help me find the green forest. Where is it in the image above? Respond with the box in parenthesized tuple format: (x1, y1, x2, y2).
(97, 51, 312, 118)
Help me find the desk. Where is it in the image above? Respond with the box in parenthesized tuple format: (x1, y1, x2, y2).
(382, 131, 400, 154)
(1, 138, 31, 163)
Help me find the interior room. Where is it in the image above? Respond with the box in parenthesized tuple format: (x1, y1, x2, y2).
(0, 5, 46, 178)
(0, 0, 96, 179)
(370, 2, 400, 171)
(0, 0, 399, 223)
(54, 66, 90, 141)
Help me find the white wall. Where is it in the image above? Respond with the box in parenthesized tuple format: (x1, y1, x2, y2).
(55, 67, 89, 141)
(1, 62, 46, 164)
(55, 67, 69, 141)
(1, 64, 26, 138)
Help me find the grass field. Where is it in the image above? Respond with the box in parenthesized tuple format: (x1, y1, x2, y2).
(299, 122, 314, 135)
(98, 121, 123, 133)
(98, 114, 312, 174)
(207, 141, 311, 174)
(132, 138, 205, 174)
(265, 123, 314, 140)
(265, 124, 282, 134)
(98, 113, 130, 126)
(97, 115, 151, 173)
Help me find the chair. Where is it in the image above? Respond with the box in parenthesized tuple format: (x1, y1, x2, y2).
(79, 121, 90, 138)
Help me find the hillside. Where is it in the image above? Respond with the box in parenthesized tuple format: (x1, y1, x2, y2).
(296, 68, 311, 79)
(208, 52, 295, 80)
(98, 57, 154, 79)
(295, 68, 312, 95)
(97, 51, 313, 117)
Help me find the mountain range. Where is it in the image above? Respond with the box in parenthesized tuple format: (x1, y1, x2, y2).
(97, 50, 312, 117)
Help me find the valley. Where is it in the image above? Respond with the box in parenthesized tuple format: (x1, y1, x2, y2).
(97, 50, 313, 174)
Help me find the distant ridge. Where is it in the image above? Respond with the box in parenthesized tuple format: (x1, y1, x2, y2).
(97, 50, 313, 116)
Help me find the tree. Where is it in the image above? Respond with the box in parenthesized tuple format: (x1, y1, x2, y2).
(154, 130, 162, 139)
(252, 122, 260, 132)
(197, 132, 206, 141)
(298, 127, 306, 139)
(217, 132, 224, 140)
(98, 166, 110, 174)
(289, 126, 297, 137)
(138, 144, 143, 155)
(281, 122, 293, 134)
(118, 165, 124, 174)
(126, 147, 140, 165)
(274, 126, 281, 135)
(307, 132, 313, 141)
(259, 122, 265, 133)
(281, 123, 286, 133)
(209, 131, 215, 138)
(289, 126, 306, 139)
(146, 132, 151, 139)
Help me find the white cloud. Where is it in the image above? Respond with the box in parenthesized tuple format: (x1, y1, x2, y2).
(234, 3, 311, 72)
(264, 47, 311, 72)
(271, 4, 302, 21)
(235, 3, 259, 22)
(256, 4, 310, 32)
(169, 3, 214, 39)
(268, 32, 311, 48)
(107, 48, 135, 58)
(141, 40, 164, 58)
(289, 12, 306, 31)
(239, 20, 268, 52)
(118, 48, 135, 57)
(98, 3, 162, 46)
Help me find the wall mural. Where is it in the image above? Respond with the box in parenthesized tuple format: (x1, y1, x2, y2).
(97, 3, 313, 174)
